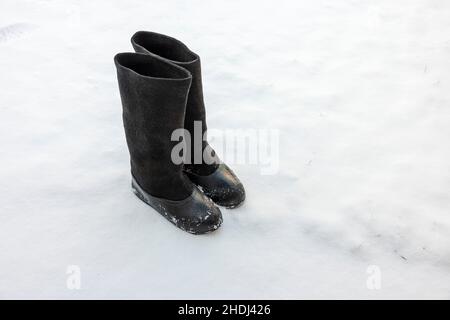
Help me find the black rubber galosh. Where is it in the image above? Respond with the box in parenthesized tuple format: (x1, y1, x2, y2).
(185, 163, 245, 209)
(132, 176, 222, 234)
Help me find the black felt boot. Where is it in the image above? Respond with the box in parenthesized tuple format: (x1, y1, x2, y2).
(131, 31, 246, 209)
(114, 52, 222, 234)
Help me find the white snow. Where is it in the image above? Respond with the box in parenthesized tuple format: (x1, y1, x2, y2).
(1, 0, 450, 299)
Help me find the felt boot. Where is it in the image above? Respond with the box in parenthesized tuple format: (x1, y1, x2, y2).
(114, 52, 222, 234)
(131, 31, 245, 208)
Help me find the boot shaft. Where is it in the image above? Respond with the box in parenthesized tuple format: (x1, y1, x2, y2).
(114, 53, 193, 199)
(131, 31, 218, 173)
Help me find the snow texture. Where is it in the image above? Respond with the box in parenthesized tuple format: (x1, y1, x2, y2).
(1, 0, 450, 299)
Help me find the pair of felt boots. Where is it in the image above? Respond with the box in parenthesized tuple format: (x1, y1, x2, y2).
(114, 31, 245, 234)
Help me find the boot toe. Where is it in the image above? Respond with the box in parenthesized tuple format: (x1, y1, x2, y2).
(187, 205, 223, 234)
(211, 183, 246, 209)
(186, 163, 246, 209)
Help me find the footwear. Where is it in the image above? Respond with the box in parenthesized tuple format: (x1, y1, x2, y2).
(114, 52, 222, 234)
(131, 31, 246, 208)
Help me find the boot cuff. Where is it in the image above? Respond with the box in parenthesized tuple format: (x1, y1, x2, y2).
(114, 52, 192, 81)
(131, 31, 199, 65)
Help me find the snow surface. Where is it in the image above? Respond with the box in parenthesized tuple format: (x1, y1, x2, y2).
(1, 0, 450, 299)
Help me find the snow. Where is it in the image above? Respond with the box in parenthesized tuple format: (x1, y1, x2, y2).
(1, 0, 450, 299)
